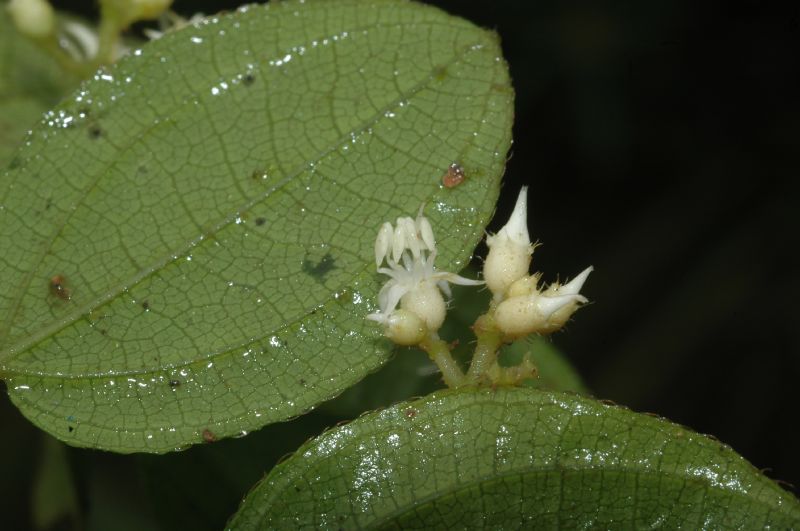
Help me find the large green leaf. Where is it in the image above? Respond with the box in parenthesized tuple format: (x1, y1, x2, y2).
(228, 387, 800, 528)
(0, 0, 513, 452)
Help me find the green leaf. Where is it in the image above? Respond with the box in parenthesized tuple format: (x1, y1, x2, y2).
(31, 436, 81, 531)
(0, 0, 513, 452)
(0, 11, 79, 166)
(228, 387, 800, 529)
(500, 336, 590, 394)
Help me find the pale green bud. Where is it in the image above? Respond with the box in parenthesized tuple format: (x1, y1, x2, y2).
(7, 0, 55, 39)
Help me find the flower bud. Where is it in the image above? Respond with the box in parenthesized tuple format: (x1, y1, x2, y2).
(384, 309, 427, 346)
(7, 0, 55, 39)
(506, 273, 541, 299)
(400, 280, 446, 332)
(484, 187, 533, 299)
(494, 292, 586, 338)
(538, 267, 593, 332)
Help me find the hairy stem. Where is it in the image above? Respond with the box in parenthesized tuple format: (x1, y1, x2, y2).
(466, 314, 503, 383)
(419, 335, 464, 388)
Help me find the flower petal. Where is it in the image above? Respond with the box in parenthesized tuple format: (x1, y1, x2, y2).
(374, 222, 393, 266)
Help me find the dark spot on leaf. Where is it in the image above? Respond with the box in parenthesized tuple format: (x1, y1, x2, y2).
(45, 198, 52, 210)
(404, 408, 417, 419)
(255, 217, 266, 226)
(299, 379, 306, 386)
(442, 162, 465, 188)
(434, 65, 448, 80)
(302, 252, 336, 281)
(294, 486, 301, 492)
(99, 329, 107, 336)
(88, 124, 103, 139)
(202, 429, 216, 443)
(138, 164, 148, 174)
(243, 72, 255, 85)
(141, 300, 150, 311)
(49, 275, 71, 300)
(68, 426, 74, 433)
(168, 379, 181, 388)
(8, 156, 21, 169)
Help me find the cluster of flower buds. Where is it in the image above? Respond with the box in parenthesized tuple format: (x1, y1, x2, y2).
(484, 187, 592, 339)
(367, 209, 482, 345)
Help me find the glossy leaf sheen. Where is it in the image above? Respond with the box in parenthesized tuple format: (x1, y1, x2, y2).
(0, 0, 512, 452)
(229, 387, 800, 529)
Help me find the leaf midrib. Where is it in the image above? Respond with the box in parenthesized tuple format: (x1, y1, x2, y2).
(0, 26, 490, 370)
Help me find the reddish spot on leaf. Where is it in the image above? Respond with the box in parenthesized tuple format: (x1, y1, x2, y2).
(49, 275, 71, 300)
(404, 408, 417, 419)
(442, 163, 465, 188)
(202, 429, 217, 443)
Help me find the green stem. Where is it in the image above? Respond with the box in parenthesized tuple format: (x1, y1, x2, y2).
(94, 8, 124, 67)
(466, 314, 503, 383)
(419, 335, 464, 388)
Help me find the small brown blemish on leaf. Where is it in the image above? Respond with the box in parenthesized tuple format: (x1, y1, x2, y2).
(442, 163, 465, 188)
(67, 426, 74, 433)
(202, 429, 216, 443)
(255, 217, 266, 226)
(404, 408, 417, 419)
(49, 275, 71, 300)
(243, 72, 255, 85)
(168, 379, 181, 388)
(141, 300, 150, 311)
(298, 378, 306, 386)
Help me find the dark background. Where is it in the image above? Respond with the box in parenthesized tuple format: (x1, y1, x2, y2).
(2, 0, 798, 529)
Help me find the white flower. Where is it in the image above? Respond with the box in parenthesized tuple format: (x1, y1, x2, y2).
(367, 210, 481, 343)
(484, 187, 534, 299)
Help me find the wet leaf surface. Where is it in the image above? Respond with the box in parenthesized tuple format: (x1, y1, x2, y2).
(229, 387, 800, 529)
(0, 0, 513, 452)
